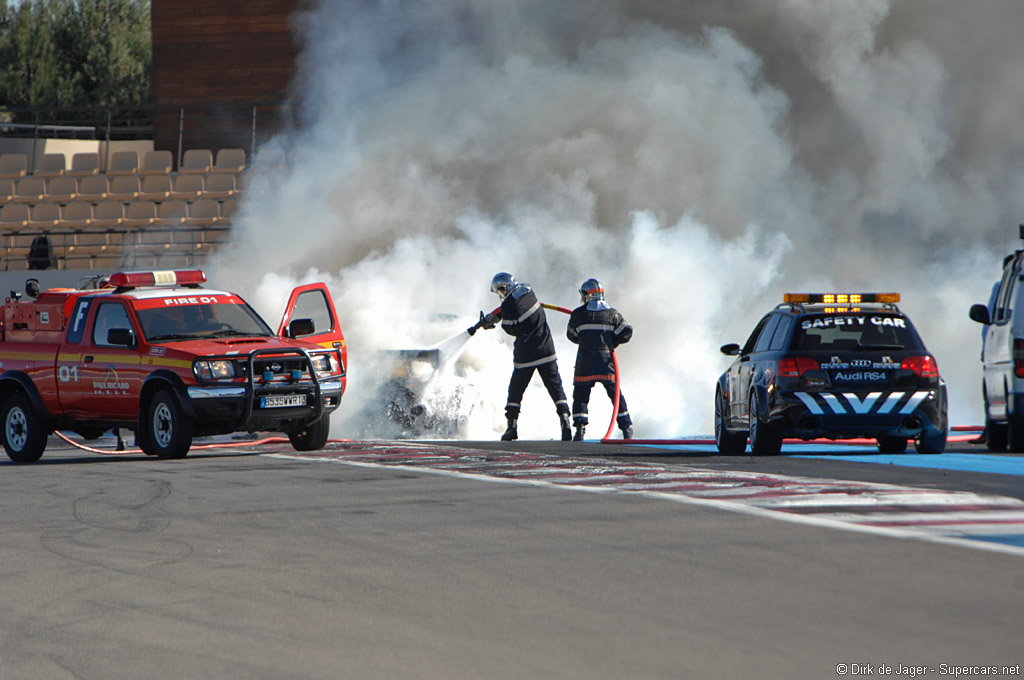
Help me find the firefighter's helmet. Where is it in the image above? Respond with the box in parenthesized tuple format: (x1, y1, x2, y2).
(579, 278, 605, 303)
(491, 272, 517, 300)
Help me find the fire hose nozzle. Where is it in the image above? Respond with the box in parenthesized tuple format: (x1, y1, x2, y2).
(467, 310, 498, 336)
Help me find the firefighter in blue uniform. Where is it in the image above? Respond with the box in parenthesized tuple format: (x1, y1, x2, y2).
(567, 278, 634, 441)
(470, 273, 572, 441)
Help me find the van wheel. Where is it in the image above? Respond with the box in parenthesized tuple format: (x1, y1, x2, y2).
(139, 390, 192, 459)
(2, 393, 48, 463)
(1009, 416, 1024, 453)
(985, 418, 1008, 451)
(749, 392, 781, 456)
(288, 415, 330, 451)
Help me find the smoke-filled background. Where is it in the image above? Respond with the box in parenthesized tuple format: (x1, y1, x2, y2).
(208, 0, 1024, 439)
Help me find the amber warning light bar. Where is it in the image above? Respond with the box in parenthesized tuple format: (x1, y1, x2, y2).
(783, 292, 900, 304)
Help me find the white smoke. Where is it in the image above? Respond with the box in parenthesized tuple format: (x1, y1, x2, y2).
(209, 0, 1024, 439)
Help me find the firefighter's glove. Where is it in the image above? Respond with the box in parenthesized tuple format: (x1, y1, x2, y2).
(467, 311, 499, 336)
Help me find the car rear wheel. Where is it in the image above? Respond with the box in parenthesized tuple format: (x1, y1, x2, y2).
(139, 390, 192, 459)
(288, 414, 330, 451)
(715, 386, 746, 453)
(2, 393, 48, 463)
(876, 436, 908, 453)
(748, 392, 782, 456)
(915, 429, 947, 454)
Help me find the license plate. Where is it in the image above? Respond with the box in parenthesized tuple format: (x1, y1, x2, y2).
(261, 394, 306, 408)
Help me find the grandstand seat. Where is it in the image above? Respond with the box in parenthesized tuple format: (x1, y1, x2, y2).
(137, 175, 172, 201)
(107, 175, 141, 202)
(0, 178, 15, 202)
(170, 174, 204, 200)
(154, 200, 188, 227)
(60, 202, 93, 229)
(203, 173, 237, 200)
(0, 154, 28, 179)
(75, 175, 109, 203)
(212, 148, 246, 174)
(186, 199, 221, 227)
(34, 153, 66, 177)
(12, 177, 46, 204)
(0, 203, 30, 228)
(44, 176, 78, 203)
(29, 203, 62, 228)
(106, 150, 139, 175)
(219, 197, 239, 224)
(155, 249, 194, 268)
(140, 150, 173, 175)
(180, 149, 213, 174)
(67, 152, 100, 177)
(89, 201, 124, 228)
(123, 201, 157, 228)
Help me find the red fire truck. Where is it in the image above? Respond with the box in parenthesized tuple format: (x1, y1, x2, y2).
(0, 270, 347, 462)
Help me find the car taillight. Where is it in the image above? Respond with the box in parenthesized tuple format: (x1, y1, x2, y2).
(777, 357, 819, 377)
(1015, 339, 1024, 378)
(901, 355, 939, 378)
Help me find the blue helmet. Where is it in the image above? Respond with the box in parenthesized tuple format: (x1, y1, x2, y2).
(579, 278, 605, 303)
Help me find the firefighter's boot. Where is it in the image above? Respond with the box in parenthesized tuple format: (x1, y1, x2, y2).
(560, 413, 572, 441)
(573, 425, 585, 442)
(621, 424, 634, 440)
(501, 418, 518, 441)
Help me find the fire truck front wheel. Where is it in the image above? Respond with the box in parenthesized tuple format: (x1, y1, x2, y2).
(2, 392, 47, 463)
(140, 389, 193, 459)
(288, 414, 330, 451)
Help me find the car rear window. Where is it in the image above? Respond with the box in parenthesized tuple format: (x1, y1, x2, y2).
(792, 313, 923, 351)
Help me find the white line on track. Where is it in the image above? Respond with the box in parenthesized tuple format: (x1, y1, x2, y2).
(268, 444, 1024, 558)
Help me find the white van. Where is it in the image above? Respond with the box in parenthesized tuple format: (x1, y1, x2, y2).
(970, 226, 1024, 450)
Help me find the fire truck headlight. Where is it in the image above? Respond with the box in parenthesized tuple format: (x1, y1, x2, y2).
(194, 360, 235, 380)
(310, 354, 331, 373)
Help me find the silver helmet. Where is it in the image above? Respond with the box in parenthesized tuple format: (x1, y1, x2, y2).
(491, 272, 517, 299)
(579, 278, 605, 303)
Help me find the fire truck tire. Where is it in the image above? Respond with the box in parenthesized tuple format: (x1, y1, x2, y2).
(140, 389, 193, 459)
(2, 392, 47, 463)
(288, 415, 330, 451)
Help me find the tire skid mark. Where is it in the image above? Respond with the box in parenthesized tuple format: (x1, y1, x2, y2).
(269, 442, 1024, 557)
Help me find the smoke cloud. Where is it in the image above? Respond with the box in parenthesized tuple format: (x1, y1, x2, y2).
(209, 0, 1024, 438)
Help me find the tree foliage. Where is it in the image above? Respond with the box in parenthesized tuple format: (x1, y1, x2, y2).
(0, 0, 151, 122)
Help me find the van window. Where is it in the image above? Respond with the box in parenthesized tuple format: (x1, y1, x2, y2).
(994, 257, 1020, 324)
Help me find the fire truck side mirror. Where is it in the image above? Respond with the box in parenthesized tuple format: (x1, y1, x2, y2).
(107, 328, 136, 347)
(288, 318, 315, 338)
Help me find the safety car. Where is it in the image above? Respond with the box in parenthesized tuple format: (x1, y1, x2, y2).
(715, 293, 947, 455)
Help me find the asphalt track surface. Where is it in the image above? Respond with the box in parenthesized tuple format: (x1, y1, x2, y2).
(2, 434, 1023, 680)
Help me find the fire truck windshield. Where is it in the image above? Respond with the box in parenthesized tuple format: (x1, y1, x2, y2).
(135, 301, 273, 342)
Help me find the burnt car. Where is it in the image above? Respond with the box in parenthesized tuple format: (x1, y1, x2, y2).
(715, 293, 947, 455)
(358, 348, 484, 439)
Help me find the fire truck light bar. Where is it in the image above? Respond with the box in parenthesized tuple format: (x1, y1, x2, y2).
(783, 292, 900, 304)
(108, 270, 207, 289)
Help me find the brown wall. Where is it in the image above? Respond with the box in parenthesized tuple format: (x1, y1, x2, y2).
(151, 0, 302, 160)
